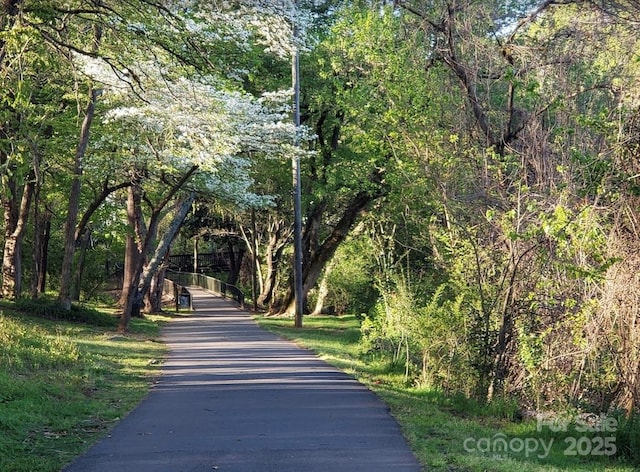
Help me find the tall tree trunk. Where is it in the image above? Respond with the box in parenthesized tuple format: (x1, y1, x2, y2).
(193, 236, 199, 273)
(118, 184, 142, 306)
(311, 258, 335, 316)
(2, 171, 35, 299)
(226, 240, 244, 286)
(118, 234, 139, 304)
(71, 227, 92, 301)
(58, 87, 98, 310)
(31, 205, 50, 298)
(2, 176, 19, 299)
(119, 192, 195, 332)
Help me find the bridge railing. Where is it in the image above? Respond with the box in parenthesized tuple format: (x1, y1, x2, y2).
(164, 270, 245, 308)
(163, 277, 193, 312)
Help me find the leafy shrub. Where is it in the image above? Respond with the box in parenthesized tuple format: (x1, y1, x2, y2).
(322, 237, 378, 316)
(361, 278, 477, 393)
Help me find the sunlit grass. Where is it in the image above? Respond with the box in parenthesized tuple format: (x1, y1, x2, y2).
(0, 308, 169, 472)
(255, 314, 636, 472)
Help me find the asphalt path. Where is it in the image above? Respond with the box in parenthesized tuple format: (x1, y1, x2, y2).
(62, 287, 422, 472)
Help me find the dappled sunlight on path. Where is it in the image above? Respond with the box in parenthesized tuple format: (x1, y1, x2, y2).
(63, 287, 422, 472)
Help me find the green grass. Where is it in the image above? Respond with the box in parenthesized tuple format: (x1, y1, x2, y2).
(0, 304, 170, 472)
(255, 314, 637, 472)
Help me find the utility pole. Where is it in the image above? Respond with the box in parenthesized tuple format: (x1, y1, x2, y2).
(292, 0, 304, 328)
(251, 208, 258, 312)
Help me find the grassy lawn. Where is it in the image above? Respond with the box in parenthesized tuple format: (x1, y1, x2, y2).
(0, 303, 170, 472)
(256, 314, 637, 472)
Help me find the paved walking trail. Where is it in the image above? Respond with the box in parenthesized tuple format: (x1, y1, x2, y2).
(63, 287, 422, 472)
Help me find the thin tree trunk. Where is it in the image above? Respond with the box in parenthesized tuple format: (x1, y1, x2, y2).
(31, 207, 50, 298)
(2, 193, 19, 299)
(118, 183, 143, 306)
(71, 227, 92, 301)
(311, 258, 335, 316)
(193, 237, 199, 273)
(59, 87, 99, 310)
(226, 241, 244, 286)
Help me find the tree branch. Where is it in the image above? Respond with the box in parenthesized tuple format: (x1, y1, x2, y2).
(506, 0, 584, 44)
(75, 180, 131, 242)
(395, 0, 444, 32)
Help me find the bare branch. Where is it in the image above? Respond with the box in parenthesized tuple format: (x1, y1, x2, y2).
(507, 0, 588, 44)
(395, 0, 445, 31)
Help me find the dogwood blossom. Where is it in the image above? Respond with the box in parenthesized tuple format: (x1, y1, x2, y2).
(74, 1, 316, 208)
(95, 63, 304, 207)
(177, 0, 314, 58)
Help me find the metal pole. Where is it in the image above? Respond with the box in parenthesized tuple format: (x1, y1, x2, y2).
(251, 208, 258, 312)
(292, 0, 304, 328)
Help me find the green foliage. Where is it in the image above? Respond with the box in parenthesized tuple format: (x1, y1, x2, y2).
(303, 3, 429, 199)
(361, 275, 476, 394)
(360, 296, 409, 372)
(320, 235, 378, 315)
(412, 287, 472, 393)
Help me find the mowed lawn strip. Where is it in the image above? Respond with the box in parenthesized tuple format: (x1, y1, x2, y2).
(255, 314, 636, 472)
(0, 304, 170, 472)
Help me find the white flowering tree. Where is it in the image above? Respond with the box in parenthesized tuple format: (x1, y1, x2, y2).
(94, 67, 297, 330)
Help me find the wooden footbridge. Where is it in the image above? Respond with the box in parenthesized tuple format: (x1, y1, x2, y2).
(167, 251, 231, 273)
